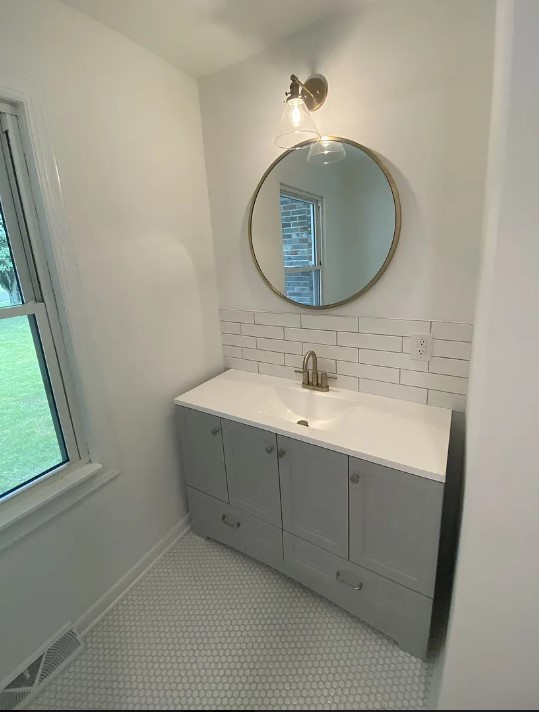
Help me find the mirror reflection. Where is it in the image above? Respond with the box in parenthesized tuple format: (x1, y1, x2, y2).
(249, 139, 400, 308)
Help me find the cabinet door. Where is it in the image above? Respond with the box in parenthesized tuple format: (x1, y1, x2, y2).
(349, 457, 444, 597)
(221, 420, 281, 527)
(278, 435, 348, 558)
(175, 406, 228, 502)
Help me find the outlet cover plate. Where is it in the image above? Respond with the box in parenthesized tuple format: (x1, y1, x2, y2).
(411, 333, 432, 361)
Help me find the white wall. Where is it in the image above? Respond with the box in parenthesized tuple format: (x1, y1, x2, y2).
(436, 0, 539, 707)
(200, 0, 495, 322)
(0, 0, 222, 681)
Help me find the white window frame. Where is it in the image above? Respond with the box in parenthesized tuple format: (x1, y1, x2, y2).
(279, 185, 324, 306)
(0, 103, 89, 498)
(0, 84, 118, 549)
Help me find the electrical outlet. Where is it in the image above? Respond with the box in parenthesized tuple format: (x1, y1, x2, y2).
(411, 333, 432, 361)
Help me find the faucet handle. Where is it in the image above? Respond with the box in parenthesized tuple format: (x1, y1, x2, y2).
(320, 372, 338, 389)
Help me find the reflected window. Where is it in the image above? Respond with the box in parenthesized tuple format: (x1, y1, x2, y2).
(279, 188, 322, 306)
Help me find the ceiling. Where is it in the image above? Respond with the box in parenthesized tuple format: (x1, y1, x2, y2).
(59, 0, 360, 77)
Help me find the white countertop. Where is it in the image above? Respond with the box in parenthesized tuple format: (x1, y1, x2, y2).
(174, 369, 452, 483)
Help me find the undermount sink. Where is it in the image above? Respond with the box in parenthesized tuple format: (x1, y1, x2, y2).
(249, 383, 355, 431)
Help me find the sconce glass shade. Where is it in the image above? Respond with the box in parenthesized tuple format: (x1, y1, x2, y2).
(274, 97, 321, 149)
(307, 138, 347, 164)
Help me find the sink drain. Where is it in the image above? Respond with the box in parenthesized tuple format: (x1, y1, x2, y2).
(297, 419, 309, 427)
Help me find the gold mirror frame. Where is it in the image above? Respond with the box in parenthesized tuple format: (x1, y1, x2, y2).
(248, 137, 402, 310)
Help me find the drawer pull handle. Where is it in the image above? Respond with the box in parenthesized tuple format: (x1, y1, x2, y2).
(211, 427, 220, 435)
(336, 571, 363, 591)
(221, 514, 240, 529)
(278, 448, 286, 458)
(265, 445, 274, 454)
(350, 472, 360, 484)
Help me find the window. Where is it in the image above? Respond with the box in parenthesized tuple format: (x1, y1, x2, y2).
(0, 105, 83, 499)
(279, 187, 322, 306)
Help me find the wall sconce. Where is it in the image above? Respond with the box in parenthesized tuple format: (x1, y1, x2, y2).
(274, 74, 328, 149)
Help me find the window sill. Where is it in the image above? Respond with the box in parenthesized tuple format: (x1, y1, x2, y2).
(0, 463, 119, 553)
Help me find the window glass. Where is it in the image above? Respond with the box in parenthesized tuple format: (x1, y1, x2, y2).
(0, 201, 22, 307)
(0, 315, 68, 497)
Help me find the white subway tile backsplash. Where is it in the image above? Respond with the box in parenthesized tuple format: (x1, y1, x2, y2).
(432, 339, 472, 360)
(301, 314, 358, 331)
(243, 348, 284, 365)
(333, 374, 359, 391)
(428, 390, 467, 411)
(338, 332, 403, 352)
(429, 357, 470, 378)
(255, 312, 301, 327)
(400, 370, 468, 395)
(224, 356, 258, 372)
(302, 342, 358, 362)
(219, 309, 254, 323)
(219, 310, 472, 410)
(337, 362, 400, 383)
(359, 318, 431, 336)
(284, 353, 337, 373)
(285, 327, 336, 345)
(360, 379, 427, 404)
(258, 363, 297, 380)
(432, 322, 473, 342)
(241, 323, 284, 339)
(220, 321, 241, 334)
(257, 338, 302, 354)
(222, 333, 256, 348)
(359, 349, 428, 372)
(222, 345, 242, 358)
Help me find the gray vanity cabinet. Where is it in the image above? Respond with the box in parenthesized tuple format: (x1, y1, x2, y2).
(221, 419, 281, 527)
(278, 435, 348, 559)
(175, 407, 228, 502)
(349, 457, 444, 597)
(176, 405, 448, 660)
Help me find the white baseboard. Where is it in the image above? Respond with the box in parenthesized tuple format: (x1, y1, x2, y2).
(76, 513, 191, 635)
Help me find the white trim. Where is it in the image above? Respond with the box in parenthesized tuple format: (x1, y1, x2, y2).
(77, 514, 192, 635)
(0, 464, 119, 552)
(0, 70, 120, 469)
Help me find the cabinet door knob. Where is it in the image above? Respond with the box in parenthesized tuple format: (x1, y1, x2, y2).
(278, 448, 286, 458)
(211, 426, 220, 435)
(350, 472, 360, 484)
(265, 445, 274, 454)
(221, 514, 240, 529)
(336, 571, 363, 591)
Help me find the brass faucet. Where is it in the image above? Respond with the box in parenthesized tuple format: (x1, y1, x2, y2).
(295, 350, 337, 392)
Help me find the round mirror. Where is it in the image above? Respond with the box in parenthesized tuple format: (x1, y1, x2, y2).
(249, 138, 401, 309)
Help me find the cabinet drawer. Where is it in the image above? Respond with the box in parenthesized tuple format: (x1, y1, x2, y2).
(283, 532, 432, 660)
(187, 487, 283, 571)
